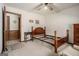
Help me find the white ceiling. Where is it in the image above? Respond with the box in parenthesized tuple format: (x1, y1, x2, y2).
(5, 3, 40, 11)
(5, 3, 79, 14)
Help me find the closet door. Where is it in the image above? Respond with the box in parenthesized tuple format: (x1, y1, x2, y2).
(74, 24, 79, 45)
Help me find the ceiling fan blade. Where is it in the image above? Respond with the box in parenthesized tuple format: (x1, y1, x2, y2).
(33, 3, 61, 14)
(33, 3, 43, 10)
(49, 3, 61, 12)
(47, 6, 53, 10)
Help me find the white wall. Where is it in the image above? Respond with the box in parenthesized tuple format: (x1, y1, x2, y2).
(46, 5, 79, 43)
(6, 6, 46, 41)
(0, 4, 2, 53)
(6, 13, 19, 30)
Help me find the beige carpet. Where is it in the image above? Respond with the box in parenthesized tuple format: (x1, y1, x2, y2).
(8, 40, 57, 56)
(6, 39, 68, 56)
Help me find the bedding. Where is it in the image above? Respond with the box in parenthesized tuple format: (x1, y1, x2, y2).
(33, 34, 44, 38)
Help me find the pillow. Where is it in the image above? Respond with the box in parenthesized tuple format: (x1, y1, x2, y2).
(33, 34, 44, 38)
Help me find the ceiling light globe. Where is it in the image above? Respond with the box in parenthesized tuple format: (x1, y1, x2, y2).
(44, 6, 48, 10)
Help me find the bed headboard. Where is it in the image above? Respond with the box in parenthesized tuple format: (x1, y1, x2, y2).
(31, 27, 46, 36)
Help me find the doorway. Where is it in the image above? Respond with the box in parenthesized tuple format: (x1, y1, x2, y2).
(3, 7, 21, 51)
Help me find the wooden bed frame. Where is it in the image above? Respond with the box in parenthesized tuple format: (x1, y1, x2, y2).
(54, 30, 69, 53)
(31, 26, 46, 38)
(31, 27, 69, 53)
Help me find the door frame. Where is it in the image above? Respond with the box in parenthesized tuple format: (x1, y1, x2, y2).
(5, 11, 21, 41)
(2, 6, 22, 52)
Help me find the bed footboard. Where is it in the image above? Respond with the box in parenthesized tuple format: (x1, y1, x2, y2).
(54, 30, 69, 53)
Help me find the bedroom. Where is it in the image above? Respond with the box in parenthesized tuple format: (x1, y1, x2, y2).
(0, 3, 79, 56)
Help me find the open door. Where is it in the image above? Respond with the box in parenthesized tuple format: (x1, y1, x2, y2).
(3, 6, 21, 52)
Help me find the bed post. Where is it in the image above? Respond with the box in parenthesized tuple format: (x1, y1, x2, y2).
(31, 26, 33, 40)
(66, 29, 69, 43)
(44, 26, 46, 37)
(54, 31, 57, 53)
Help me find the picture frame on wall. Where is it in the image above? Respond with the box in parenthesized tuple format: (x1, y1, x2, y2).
(35, 20, 39, 24)
(29, 19, 34, 23)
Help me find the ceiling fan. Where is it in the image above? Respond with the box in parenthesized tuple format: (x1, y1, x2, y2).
(34, 3, 60, 12)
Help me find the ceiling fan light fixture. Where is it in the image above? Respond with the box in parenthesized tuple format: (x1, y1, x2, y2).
(44, 6, 48, 10)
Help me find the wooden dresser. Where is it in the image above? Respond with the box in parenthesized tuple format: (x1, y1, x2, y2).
(74, 24, 79, 45)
